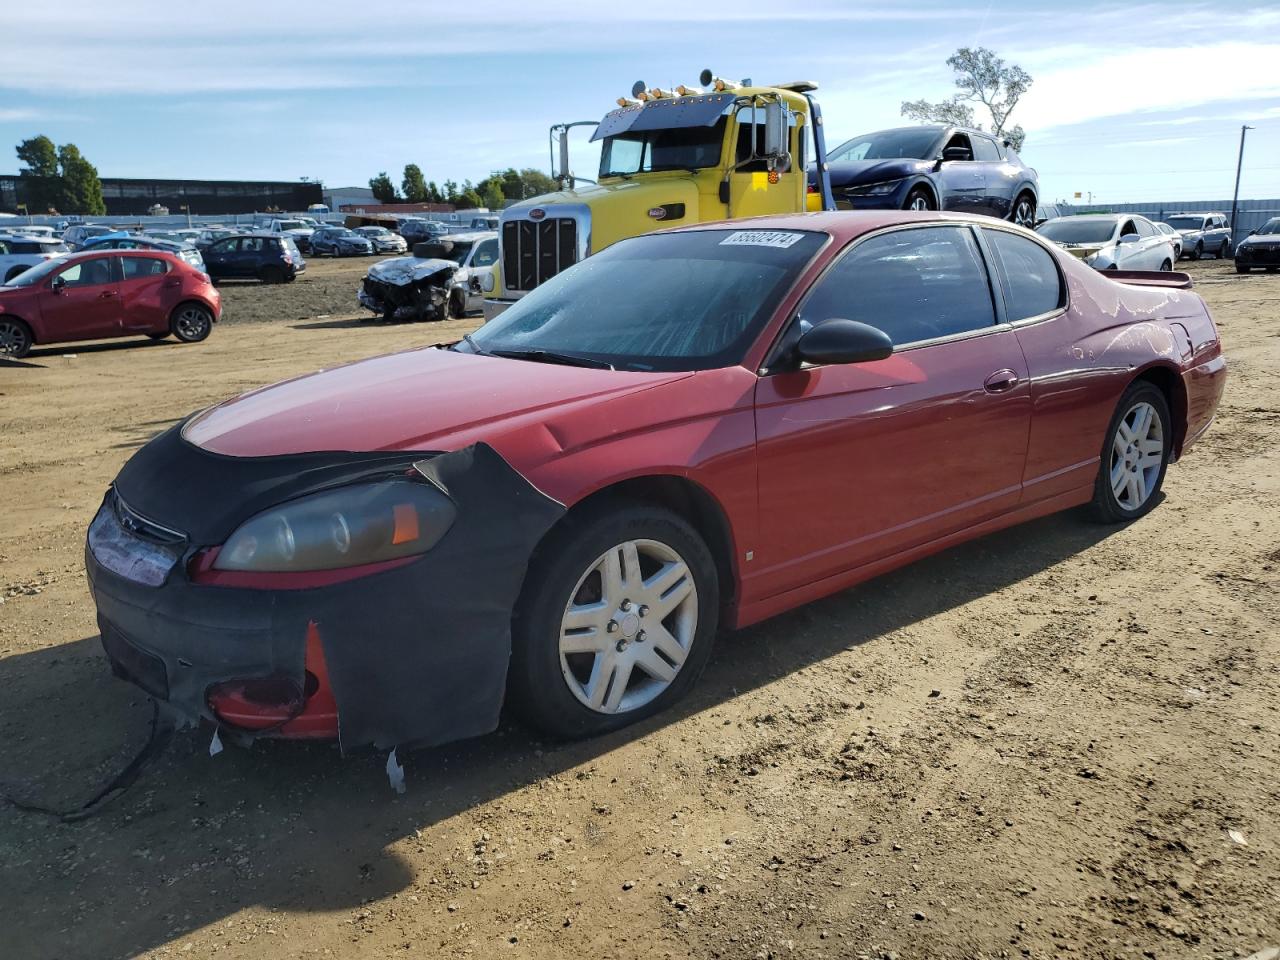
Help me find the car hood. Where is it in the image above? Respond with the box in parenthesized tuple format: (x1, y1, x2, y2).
(1047, 241, 1109, 259)
(367, 256, 458, 286)
(1240, 232, 1280, 245)
(1174, 228, 1205, 237)
(182, 345, 692, 458)
(808, 158, 933, 188)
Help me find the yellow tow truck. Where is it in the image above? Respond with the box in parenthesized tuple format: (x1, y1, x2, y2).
(480, 69, 836, 319)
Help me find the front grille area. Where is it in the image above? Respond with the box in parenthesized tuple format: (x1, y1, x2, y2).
(502, 217, 578, 292)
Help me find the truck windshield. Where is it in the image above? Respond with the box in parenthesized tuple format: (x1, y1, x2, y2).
(457, 228, 825, 371)
(599, 118, 728, 177)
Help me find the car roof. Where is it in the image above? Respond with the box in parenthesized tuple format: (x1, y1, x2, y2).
(666, 209, 1032, 243)
(0, 232, 64, 241)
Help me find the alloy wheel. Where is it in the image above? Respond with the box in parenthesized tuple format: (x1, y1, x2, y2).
(174, 306, 210, 341)
(0, 319, 30, 357)
(1013, 197, 1035, 228)
(558, 538, 698, 715)
(908, 196, 931, 212)
(1109, 401, 1164, 511)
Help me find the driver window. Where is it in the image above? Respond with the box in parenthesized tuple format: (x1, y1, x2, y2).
(797, 226, 996, 347)
(59, 259, 114, 288)
(942, 133, 973, 161)
(1120, 220, 1137, 237)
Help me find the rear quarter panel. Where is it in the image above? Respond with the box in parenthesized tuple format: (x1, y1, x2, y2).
(1013, 255, 1212, 500)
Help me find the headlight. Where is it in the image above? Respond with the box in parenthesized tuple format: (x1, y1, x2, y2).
(847, 179, 902, 196)
(214, 479, 456, 572)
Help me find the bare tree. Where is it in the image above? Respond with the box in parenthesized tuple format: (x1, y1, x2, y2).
(900, 47, 1032, 150)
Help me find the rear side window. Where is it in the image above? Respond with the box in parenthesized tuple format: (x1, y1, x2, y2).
(1135, 219, 1155, 237)
(239, 237, 265, 253)
(472, 238, 498, 267)
(122, 257, 169, 279)
(983, 230, 1064, 322)
(799, 226, 996, 346)
(972, 137, 1001, 161)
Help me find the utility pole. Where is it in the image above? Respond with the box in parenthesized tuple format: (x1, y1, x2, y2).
(1229, 125, 1253, 247)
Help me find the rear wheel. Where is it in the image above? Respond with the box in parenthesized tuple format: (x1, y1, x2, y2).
(170, 303, 213, 343)
(1160, 259, 1172, 272)
(0, 318, 33, 359)
(260, 266, 285, 284)
(1091, 382, 1171, 524)
(1010, 193, 1036, 228)
(509, 502, 719, 740)
(903, 187, 935, 212)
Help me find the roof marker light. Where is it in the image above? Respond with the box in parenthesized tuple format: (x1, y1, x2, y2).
(675, 84, 703, 96)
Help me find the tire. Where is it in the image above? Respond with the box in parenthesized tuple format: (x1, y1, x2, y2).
(1218, 240, 1230, 259)
(170, 303, 213, 343)
(1160, 259, 1172, 272)
(1235, 263, 1250, 274)
(0, 317, 33, 359)
(447, 290, 467, 320)
(903, 187, 935, 213)
(509, 501, 720, 740)
(1091, 381, 1172, 524)
(1010, 193, 1036, 229)
(1190, 241, 1203, 261)
(260, 266, 285, 284)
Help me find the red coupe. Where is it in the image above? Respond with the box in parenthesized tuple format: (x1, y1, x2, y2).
(0, 249, 219, 358)
(86, 212, 1225, 752)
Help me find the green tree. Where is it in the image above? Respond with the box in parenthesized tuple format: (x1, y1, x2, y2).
(441, 180, 459, 204)
(456, 188, 483, 210)
(401, 164, 428, 203)
(479, 178, 504, 210)
(518, 167, 557, 197)
(900, 46, 1032, 150)
(15, 135, 61, 213)
(56, 144, 105, 215)
(425, 181, 443, 204)
(369, 171, 398, 203)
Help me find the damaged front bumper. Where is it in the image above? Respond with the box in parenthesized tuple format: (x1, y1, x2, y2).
(358, 256, 460, 322)
(86, 432, 564, 752)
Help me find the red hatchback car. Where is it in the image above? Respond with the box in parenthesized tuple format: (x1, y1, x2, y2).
(86, 212, 1225, 754)
(0, 249, 219, 358)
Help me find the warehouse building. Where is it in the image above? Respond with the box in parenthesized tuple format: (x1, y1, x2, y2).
(0, 175, 322, 216)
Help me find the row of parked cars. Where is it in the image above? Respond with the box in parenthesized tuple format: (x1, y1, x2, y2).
(1033, 210, 1250, 274)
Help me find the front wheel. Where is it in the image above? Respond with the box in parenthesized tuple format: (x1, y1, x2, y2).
(447, 290, 467, 320)
(903, 187, 935, 212)
(170, 303, 213, 343)
(0, 318, 33, 359)
(1236, 263, 1251, 274)
(1091, 382, 1171, 524)
(1191, 241, 1203, 261)
(1160, 259, 1172, 272)
(509, 502, 719, 740)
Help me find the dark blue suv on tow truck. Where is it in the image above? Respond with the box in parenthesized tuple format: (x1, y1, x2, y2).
(811, 124, 1039, 227)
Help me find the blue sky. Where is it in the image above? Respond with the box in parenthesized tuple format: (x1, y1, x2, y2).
(3, 0, 1279, 205)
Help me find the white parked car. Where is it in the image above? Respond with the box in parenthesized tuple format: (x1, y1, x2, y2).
(1154, 222, 1183, 260)
(1036, 214, 1177, 272)
(0, 233, 70, 283)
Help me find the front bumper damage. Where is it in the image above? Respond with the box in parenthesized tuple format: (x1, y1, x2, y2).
(358, 256, 459, 321)
(86, 424, 564, 752)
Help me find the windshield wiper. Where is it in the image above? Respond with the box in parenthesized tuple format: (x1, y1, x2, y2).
(454, 332, 488, 355)
(599, 170, 634, 180)
(490, 348, 614, 370)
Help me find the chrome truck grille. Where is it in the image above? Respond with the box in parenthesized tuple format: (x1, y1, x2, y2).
(502, 217, 579, 293)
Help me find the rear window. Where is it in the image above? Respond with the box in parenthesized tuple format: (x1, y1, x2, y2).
(983, 229, 1064, 322)
(122, 257, 169, 279)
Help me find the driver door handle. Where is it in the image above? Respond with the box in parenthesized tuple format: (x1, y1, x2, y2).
(98, 290, 119, 300)
(984, 369, 1020, 394)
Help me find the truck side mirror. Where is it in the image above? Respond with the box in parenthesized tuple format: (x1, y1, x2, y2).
(763, 101, 788, 159)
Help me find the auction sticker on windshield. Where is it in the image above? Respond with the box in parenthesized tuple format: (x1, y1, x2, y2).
(719, 230, 805, 249)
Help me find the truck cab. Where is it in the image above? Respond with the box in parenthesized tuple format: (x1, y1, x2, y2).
(482, 72, 833, 319)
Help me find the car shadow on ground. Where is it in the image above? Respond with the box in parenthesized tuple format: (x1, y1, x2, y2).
(290, 317, 377, 330)
(0, 508, 1115, 959)
(26, 337, 173, 359)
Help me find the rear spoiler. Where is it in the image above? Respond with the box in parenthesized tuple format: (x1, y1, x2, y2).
(1106, 270, 1194, 290)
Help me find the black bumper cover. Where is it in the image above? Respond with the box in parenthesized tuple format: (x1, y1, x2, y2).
(87, 427, 564, 752)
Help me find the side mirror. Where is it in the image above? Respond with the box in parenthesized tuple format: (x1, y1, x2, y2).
(1118, 233, 1140, 244)
(942, 146, 970, 162)
(763, 101, 788, 159)
(50, 275, 66, 294)
(795, 319, 893, 366)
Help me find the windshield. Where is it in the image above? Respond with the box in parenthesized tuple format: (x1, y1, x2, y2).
(1036, 219, 1117, 244)
(361, 227, 390, 236)
(3, 255, 70, 286)
(829, 128, 941, 162)
(1257, 218, 1280, 235)
(1165, 216, 1206, 231)
(599, 116, 728, 177)
(433, 241, 472, 265)
(459, 228, 825, 371)
(277, 220, 307, 230)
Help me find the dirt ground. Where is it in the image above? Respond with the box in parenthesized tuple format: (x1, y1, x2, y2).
(1, 258, 1277, 960)
(214, 253, 398, 326)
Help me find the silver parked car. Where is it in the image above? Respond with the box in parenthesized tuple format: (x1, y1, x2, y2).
(1036, 214, 1177, 272)
(1163, 212, 1232, 261)
(353, 225, 408, 254)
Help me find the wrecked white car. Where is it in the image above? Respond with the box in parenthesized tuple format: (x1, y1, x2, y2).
(357, 234, 497, 322)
